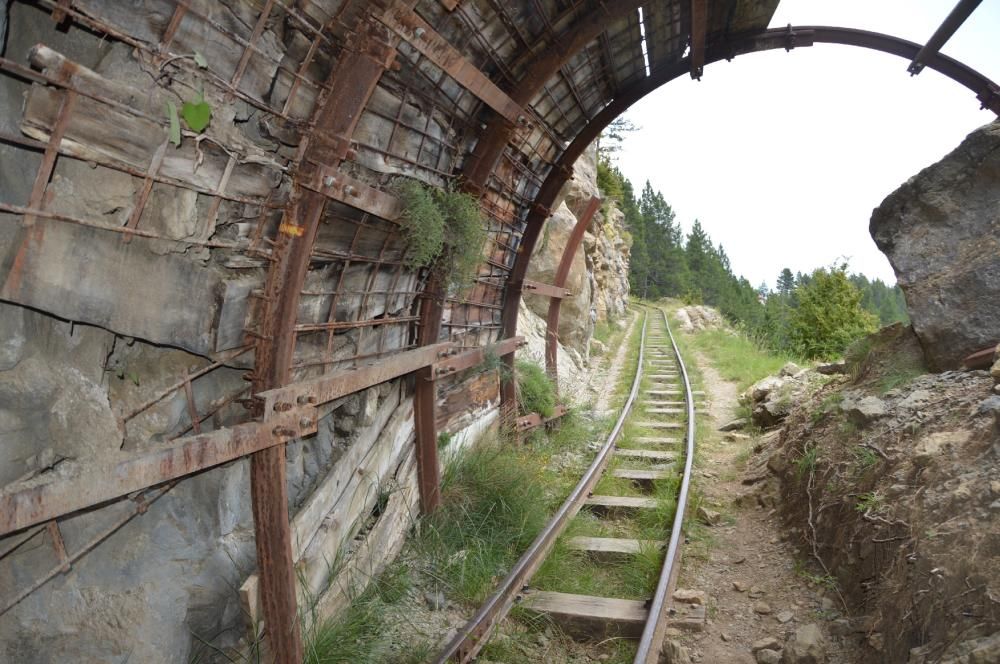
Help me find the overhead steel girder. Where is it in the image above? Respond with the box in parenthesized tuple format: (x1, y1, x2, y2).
(462, 0, 645, 188)
(499, 24, 1000, 362)
(908, 0, 983, 75)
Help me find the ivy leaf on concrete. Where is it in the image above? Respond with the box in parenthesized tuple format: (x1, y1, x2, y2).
(165, 100, 181, 147)
(181, 90, 211, 133)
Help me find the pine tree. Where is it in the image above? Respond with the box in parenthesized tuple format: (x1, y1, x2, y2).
(777, 268, 795, 296)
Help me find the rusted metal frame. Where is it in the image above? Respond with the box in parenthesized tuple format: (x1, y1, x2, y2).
(45, 522, 71, 574)
(172, 386, 250, 441)
(203, 154, 238, 229)
(521, 279, 572, 299)
(33, 0, 300, 122)
(962, 345, 997, 369)
(121, 346, 254, 422)
(0, 407, 315, 537)
(300, 163, 404, 220)
(544, 195, 601, 380)
(514, 404, 568, 433)
(1, 86, 76, 297)
(449, 3, 520, 88)
(689, 0, 708, 79)
(158, 0, 189, 51)
(320, 216, 365, 368)
(378, 5, 526, 124)
(231, 0, 278, 91)
(22, 88, 76, 227)
(247, 6, 402, 660)
(435, 311, 648, 663)
(414, 279, 446, 514)
(599, 32, 621, 92)
(495, 22, 1000, 440)
(908, 0, 982, 75)
(0, 126, 279, 210)
(310, 246, 408, 266)
(350, 231, 396, 355)
(290, 343, 421, 371)
(377, 248, 412, 356)
(1, 54, 289, 186)
(0, 483, 175, 619)
(0, 203, 246, 251)
(121, 139, 169, 243)
(439, 0, 460, 11)
(428, 336, 524, 380)
(634, 308, 696, 664)
(461, 0, 644, 187)
(182, 375, 203, 435)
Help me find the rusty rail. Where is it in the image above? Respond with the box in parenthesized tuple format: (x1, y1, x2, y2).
(634, 308, 697, 663)
(434, 307, 649, 663)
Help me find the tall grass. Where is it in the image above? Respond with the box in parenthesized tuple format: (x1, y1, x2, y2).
(677, 327, 798, 391)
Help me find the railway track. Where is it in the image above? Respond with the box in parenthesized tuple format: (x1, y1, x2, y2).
(435, 306, 702, 663)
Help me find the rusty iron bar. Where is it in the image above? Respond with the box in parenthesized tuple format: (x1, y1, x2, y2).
(428, 336, 525, 378)
(414, 279, 445, 514)
(634, 308, 696, 664)
(0, 407, 316, 538)
(257, 340, 454, 415)
(908, 0, 982, 75)
(962, 345, 997, 369)
(544, 195, 601, 381)
(521, 279, 572, 299)
(378, 6, 525, 124)
(246, 4, 403, 658)
(434, 309, 649, 663)
(689, 0, 708, 79)
(0, 483, 174, 619)
(514, 404, 568, 433)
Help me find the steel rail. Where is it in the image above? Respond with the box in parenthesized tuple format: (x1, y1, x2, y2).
(435, 307, 650, 663)
(634, 308, 697, 663)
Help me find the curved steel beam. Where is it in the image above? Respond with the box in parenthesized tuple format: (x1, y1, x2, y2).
(499, 24, 1000, 363)
(461, 0, 645, 189)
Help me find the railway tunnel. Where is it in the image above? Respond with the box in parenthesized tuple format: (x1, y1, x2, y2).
(0, 1, 998, 662)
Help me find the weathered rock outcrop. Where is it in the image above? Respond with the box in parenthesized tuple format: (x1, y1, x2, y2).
(523, 144, 631, 358)
(870, 120, 1000, 371)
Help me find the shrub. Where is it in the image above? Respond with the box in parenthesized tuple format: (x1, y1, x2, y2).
(515, 359, 556, 417)
(394, 179, 487, 292)
(395, 178, 445, 271)
(789, 265, 878, 360)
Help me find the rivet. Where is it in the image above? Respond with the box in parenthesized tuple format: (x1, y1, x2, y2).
(323, 175, 336, 187)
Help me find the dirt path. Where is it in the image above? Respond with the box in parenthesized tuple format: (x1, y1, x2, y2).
(674, 350, 862, 664)
(593, 308, 639, 415)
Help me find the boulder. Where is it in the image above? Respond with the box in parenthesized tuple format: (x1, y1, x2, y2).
(757, 650, 782, 664)
(870, 120, 1000, 370)
(719, 417, 749, 432)
(782, 623, 825, 664)
(840, 394, 889, 425)
(815, 360, 847, 375)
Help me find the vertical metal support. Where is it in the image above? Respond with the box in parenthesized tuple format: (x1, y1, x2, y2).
(690, 0, 708, 79)
(544, 196, 601, 382)
(246, 4, 401, 660)
(414, 279, 443, 513)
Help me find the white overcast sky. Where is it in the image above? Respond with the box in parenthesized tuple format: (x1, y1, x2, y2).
(615, 0, 1000, 289)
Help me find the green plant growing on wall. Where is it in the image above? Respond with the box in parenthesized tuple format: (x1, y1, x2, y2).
(394, 179, 486, 292)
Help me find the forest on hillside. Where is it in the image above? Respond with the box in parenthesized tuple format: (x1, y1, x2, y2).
(596, 160, 908, 360)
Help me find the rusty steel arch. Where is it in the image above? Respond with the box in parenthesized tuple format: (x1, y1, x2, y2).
(493, 24, 1000, 379)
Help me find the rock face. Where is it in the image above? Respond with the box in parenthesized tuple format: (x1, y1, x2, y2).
(524, 144, 631, 357)
(870, 120, 1000, 371)
(675, 305, 725, 333)
(745, 370, 822, 429)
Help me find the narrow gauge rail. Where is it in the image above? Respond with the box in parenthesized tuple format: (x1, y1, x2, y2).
(435, 307, 699, 663)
